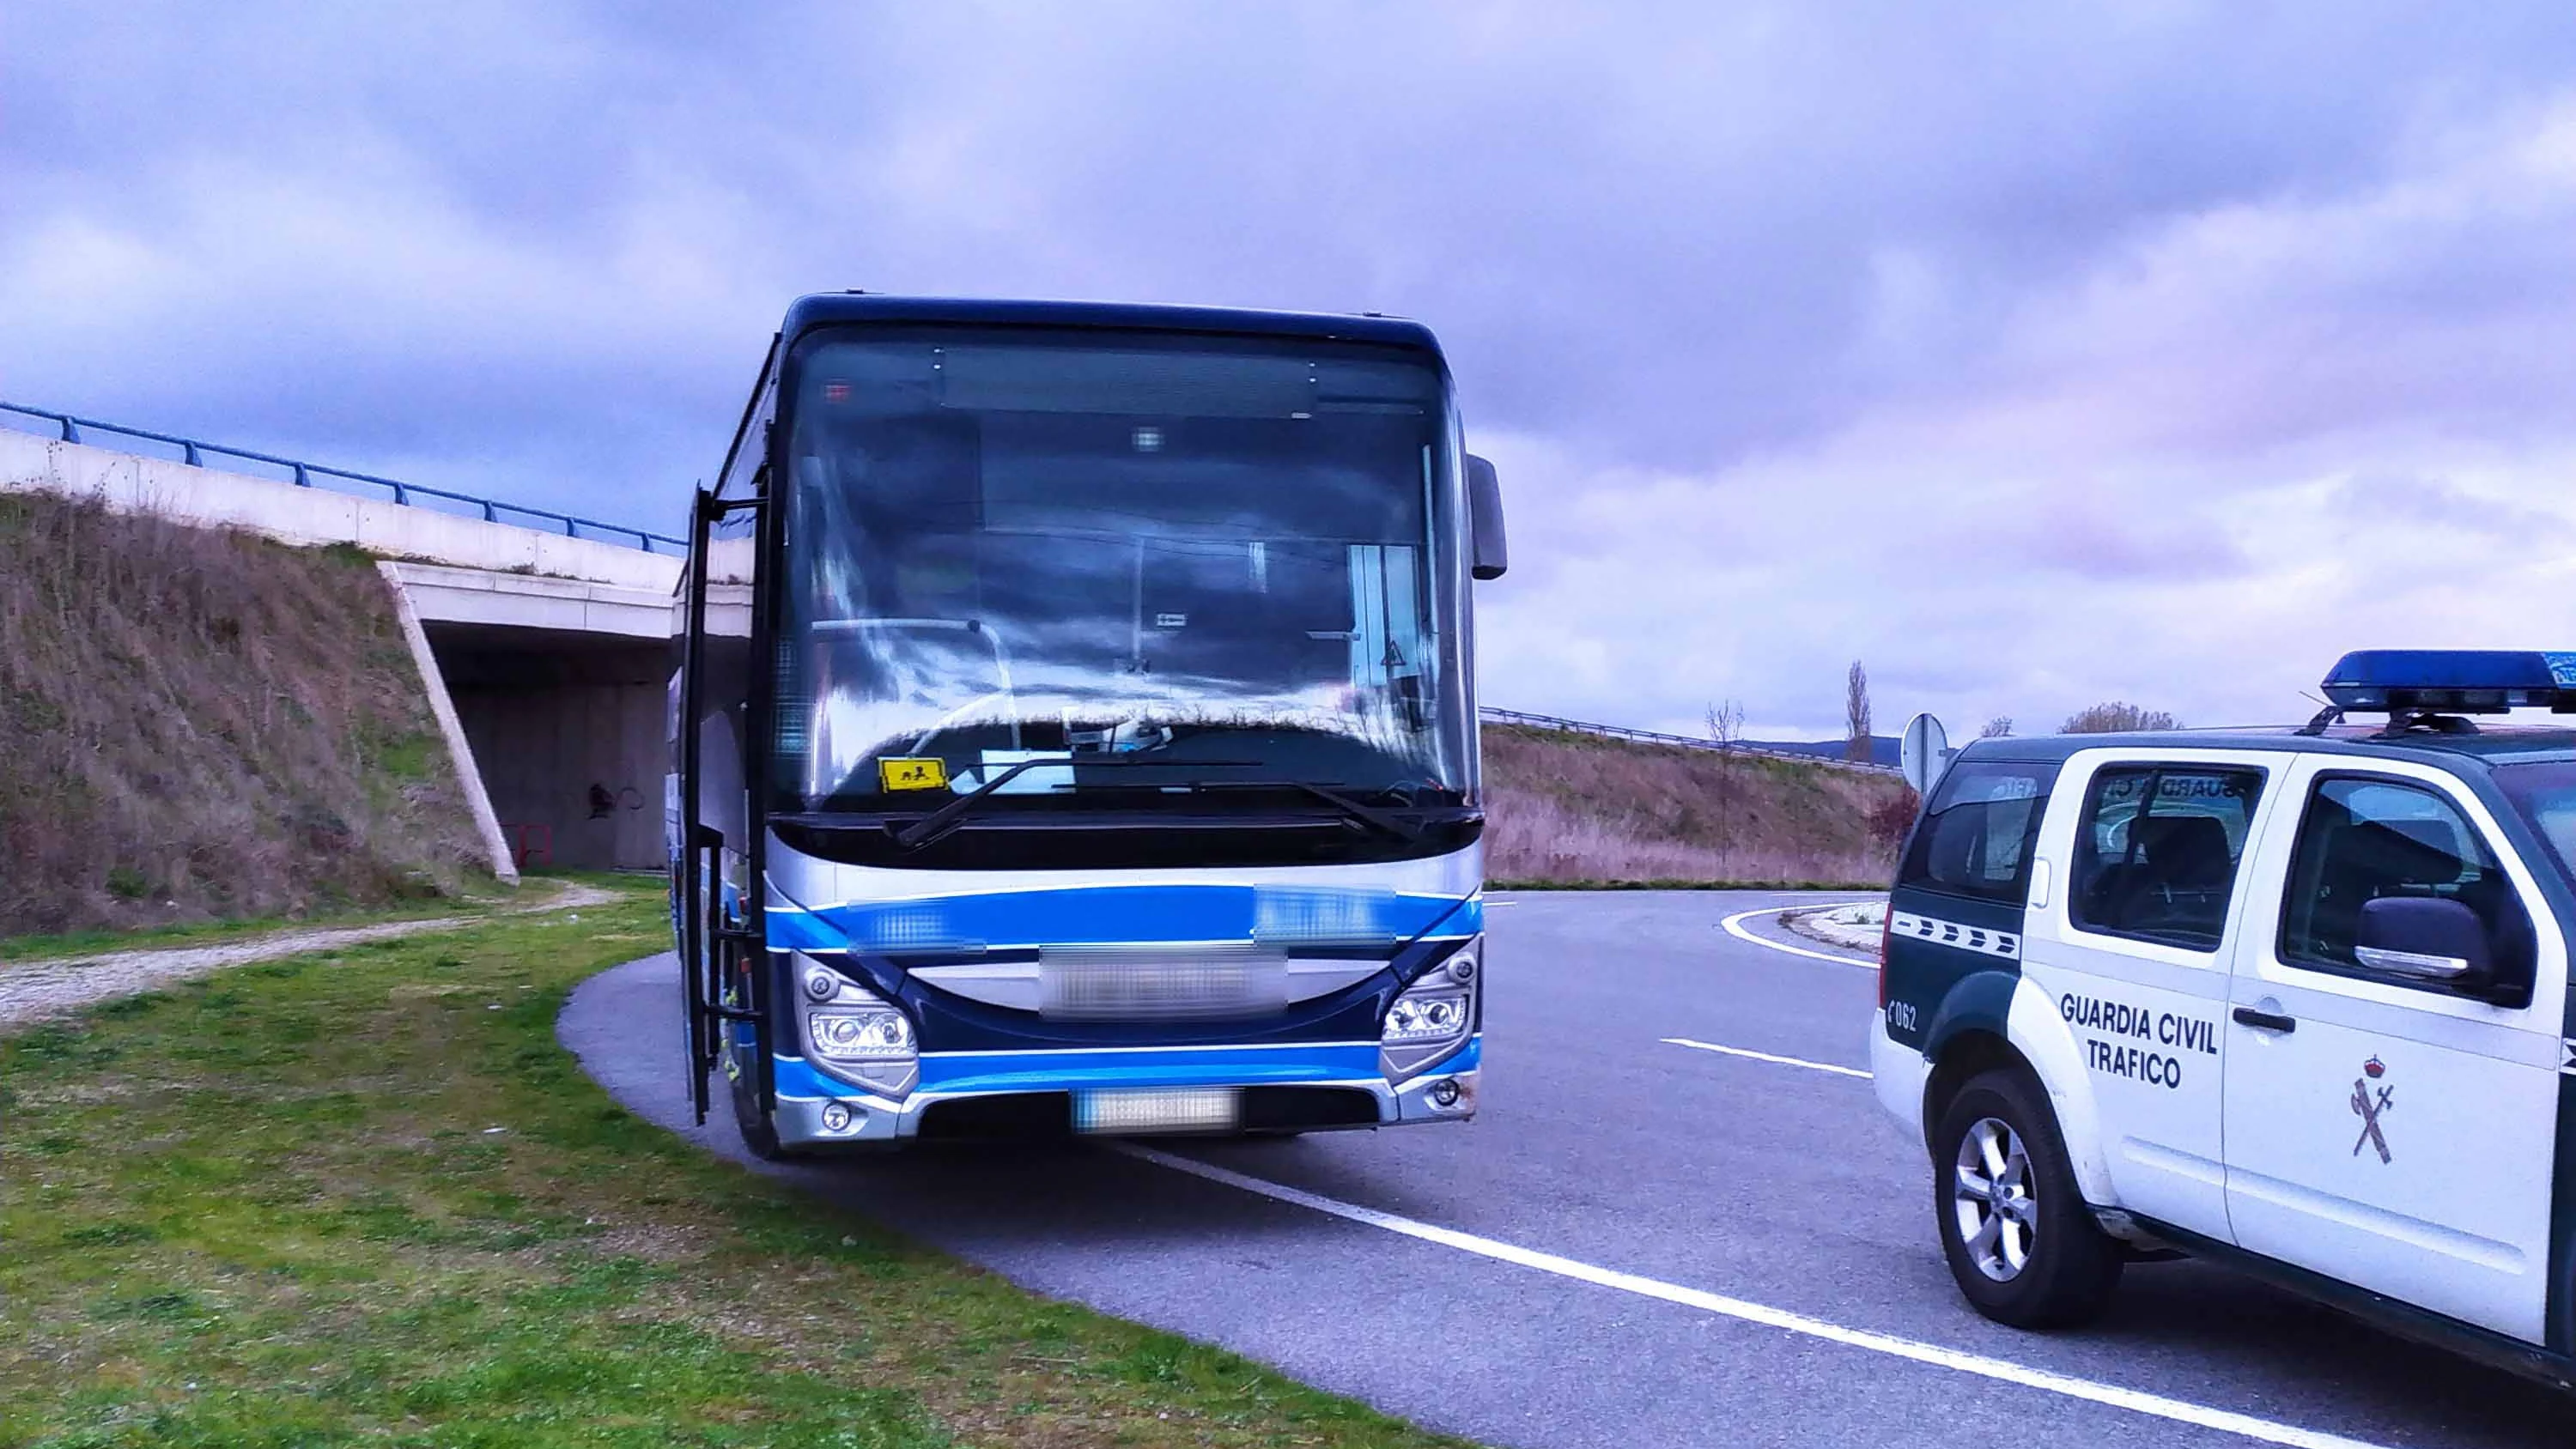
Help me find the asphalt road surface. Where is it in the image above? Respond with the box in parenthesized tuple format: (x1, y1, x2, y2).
(558, 891, 2576, 1448)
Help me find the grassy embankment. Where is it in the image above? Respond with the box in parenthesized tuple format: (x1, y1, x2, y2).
(0, 877, 1470, 1449)
(0, 493, 489, 940)
(1482, 724, 1912, 889)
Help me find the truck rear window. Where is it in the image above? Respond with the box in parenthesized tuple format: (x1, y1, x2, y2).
(1899, 761, 2052, 906)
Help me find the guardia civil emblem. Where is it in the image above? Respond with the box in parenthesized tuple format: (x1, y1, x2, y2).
(2350, 1056, 2395, 1165)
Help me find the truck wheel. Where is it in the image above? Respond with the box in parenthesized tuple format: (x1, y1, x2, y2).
(1930, 1069, 2122, 1329)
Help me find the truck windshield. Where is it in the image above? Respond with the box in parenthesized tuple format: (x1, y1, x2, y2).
(771, 325, 1471, 818)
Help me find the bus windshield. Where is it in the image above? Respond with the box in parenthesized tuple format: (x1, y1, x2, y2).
(772, 325, 1471, 819)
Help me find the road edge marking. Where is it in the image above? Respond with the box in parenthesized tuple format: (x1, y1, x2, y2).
(1115, 1144, 2391, 1449)
(1663, 1035, 1873, 1079)
(1720, 901, 1880, 968)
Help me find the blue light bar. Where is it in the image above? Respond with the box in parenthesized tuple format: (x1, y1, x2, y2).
(2321, 650, 2576, 714)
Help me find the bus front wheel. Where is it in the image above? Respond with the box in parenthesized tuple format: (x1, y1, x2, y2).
(731, 1076, 805, 1161)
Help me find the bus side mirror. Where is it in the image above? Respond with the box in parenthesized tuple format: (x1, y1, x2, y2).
(1467, 454, 1509, 581)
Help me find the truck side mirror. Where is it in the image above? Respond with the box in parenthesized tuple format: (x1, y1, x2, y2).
(2355, 896, 2500, 998)
(1466, 454, 1508, 581)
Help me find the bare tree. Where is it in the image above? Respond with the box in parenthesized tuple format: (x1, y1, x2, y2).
(2061, 701, 2180, 734)
(1844, 659, 1873, 762)
(1980, 716, 2014, 739)
(1705, 698, 1745, 878)
(1704, 698, 1744, 751)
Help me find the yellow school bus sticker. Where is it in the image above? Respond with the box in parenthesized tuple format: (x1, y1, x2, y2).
(878, 757, 949, 792)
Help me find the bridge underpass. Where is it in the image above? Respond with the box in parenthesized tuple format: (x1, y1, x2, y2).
(434, 634, 667, 872)
(392, 567, 674, 872)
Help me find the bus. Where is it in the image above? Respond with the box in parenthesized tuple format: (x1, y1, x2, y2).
(669, 294, 1508, 1155)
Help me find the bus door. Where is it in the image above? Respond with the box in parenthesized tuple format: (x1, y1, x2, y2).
(677, 485, 769, 1125)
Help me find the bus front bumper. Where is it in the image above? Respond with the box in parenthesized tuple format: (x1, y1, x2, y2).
(768, 1037, 1480, 1147)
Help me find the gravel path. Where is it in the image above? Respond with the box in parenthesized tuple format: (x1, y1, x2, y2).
(0, 880, 625, 1028)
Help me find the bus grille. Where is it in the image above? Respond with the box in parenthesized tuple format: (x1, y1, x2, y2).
(1037, 944, 1288, 1022)
(908, 949, 1382, 1018)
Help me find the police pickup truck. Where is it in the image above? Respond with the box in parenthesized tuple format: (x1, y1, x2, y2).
(1874, 651, 2576, 1390)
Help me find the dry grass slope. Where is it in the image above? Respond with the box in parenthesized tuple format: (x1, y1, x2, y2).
(0, 494, 488, 936)
(1483, 724, 1912, 887)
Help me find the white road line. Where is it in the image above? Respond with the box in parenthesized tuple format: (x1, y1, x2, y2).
(1115, 1143, 2390, 1449)
(1719, 902, 1880, 968)
(1663, 1035, 1873, 1079)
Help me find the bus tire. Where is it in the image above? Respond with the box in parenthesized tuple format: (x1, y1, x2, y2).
(1930, 1069, 2122, 1330)
(731, 1077, 804, 1161)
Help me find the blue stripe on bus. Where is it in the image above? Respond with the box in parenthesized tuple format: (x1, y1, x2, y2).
(773, 1034, 1479, 1100)
(770, 884, 1479, 955)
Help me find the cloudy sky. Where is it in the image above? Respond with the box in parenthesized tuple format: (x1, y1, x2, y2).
(9, 2, 2576, 739)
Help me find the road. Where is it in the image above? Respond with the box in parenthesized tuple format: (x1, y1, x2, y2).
(557, 891, 2574, 1448)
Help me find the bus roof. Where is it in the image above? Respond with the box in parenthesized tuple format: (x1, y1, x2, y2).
(779, 293, 1444, 353)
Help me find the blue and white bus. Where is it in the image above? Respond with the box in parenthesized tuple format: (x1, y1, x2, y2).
(670, 294, 1508, 1155)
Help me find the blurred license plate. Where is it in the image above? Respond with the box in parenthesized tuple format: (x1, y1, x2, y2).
(1072, 1087, 1240, 1135)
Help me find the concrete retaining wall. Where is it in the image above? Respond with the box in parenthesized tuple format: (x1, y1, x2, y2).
(376, 561, 521, 883)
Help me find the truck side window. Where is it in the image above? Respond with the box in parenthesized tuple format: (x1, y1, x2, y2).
(2279, 776, 2535, 983)
(1899, 761, 2052, 906)
(2069, 765, 2263, 951)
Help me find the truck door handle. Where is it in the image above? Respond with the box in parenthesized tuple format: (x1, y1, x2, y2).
(2233, 1006, 2297, 1034)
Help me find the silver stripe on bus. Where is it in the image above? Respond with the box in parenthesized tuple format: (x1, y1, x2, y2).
(1890, 911, 2020, 961)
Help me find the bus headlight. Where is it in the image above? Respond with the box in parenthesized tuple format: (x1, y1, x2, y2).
(810, 1008, 914, 1062)
(1384, 992, 1471, 1043)
(793, 954, 920, 1095)
(1381, 944, 1478, 1082)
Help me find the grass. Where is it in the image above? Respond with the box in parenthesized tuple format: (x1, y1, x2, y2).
(0, 493, 489, 937)
(0, 876, 1472, 1449)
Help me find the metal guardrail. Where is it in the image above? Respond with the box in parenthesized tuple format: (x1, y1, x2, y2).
(0, 401, 686, 555)
(1479, 706, 1900, 774)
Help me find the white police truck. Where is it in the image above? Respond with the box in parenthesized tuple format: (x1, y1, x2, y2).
(1874, 651, 2576, 1390)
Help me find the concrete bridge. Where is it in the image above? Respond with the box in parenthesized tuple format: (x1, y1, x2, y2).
(2, 424, 684, 879)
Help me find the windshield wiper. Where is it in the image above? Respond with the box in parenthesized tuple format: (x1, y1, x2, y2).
(890, 755, 1258, 852)
(1182, 779, 1426, 842)
(884, 757, 1443, 853)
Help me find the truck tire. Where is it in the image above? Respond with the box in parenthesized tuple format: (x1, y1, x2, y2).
(1930, 1068, 2123, 1329)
